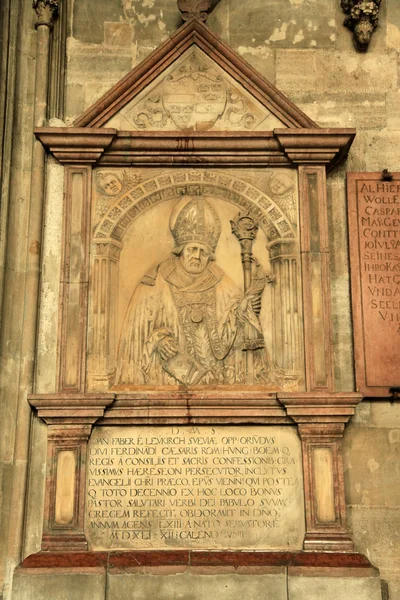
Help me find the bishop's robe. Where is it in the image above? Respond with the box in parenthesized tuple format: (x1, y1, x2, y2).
(115, 256, 271, 386)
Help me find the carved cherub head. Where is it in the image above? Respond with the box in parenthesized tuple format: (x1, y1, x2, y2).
(97, 172, 123, 197)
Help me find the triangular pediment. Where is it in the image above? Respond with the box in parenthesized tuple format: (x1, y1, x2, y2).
(74, 19, 317, 131)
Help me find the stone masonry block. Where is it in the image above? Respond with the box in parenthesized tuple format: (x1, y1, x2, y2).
(344, 426, 400, 506)
(229, 0, 336, 49)
(288, 575, 382, 600)
(104, 22, 133, 48)
(107, 572, 287, 600)
(348, 506, 400, 567)
(12, 572, 106, 600)
(316, 52, 397, 94)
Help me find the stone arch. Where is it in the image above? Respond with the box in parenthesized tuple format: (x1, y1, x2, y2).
(94, 170, 297, 245)
(88, 170, 303, 390)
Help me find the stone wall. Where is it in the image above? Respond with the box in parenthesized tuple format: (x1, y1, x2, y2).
(0, 0, 399, 598)
(63, 2, 400, 597)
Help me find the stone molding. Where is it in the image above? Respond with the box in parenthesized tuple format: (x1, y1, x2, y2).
(72, 19, 316, 129)
(35, 127, 356, 170)
(17, 549, 377, 575)
(29, 391, 362, 425)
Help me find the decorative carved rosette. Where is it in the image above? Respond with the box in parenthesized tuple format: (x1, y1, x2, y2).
(33, 0, 59, 28)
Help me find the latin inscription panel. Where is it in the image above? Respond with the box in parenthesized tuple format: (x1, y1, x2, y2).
(348, 173, 400, 395)
(85, 426, 305, 550)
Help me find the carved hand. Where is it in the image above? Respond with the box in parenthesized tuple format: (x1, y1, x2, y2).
(239, 292, 262, 316)
(157, 332, 179, 361)
(249, 293, 262, 315)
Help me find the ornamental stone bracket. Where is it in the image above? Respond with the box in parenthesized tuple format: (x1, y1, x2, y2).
(34, 127, 356, 170)
(341, 0, 382, 51)
(33, 0, 59, 28)
(178, 0, 221, 22)
(34, 128, 117, 164)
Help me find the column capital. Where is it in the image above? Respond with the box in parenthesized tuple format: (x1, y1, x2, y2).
(33, 0, 59, 29)
(28, 393, 115, 425)
(278, 392, 363, 425)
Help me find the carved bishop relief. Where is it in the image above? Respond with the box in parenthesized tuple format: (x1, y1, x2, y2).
(87, 168, 305, 392)
(106, 48, 283, 133)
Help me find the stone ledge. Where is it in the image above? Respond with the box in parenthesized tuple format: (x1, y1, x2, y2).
(18, 550, 376, 573)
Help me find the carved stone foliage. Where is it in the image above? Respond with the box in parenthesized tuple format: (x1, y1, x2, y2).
(88, 168, 305, 393)
(106, 48, 280, 133)
(32, 0, 59, 28)
(178, 0, 221, 22)
(341, 0, 382, 51)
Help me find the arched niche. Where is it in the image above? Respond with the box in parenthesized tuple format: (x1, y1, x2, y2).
(87, 169, 304, 391)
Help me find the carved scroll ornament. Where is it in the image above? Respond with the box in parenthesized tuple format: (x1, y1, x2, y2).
(178, 0, 220, 22)
(341, 0, 382, 51)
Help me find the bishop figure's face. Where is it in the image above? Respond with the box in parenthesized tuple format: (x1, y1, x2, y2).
(180, 243, 211, 274)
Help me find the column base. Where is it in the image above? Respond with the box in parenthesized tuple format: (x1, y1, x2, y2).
(303, 532, 354, 552)
(41, 533, 88, 552)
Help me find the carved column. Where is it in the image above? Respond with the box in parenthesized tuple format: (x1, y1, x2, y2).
(269, 241, 303, 374)
(87, 240, 122, 390)
(29, 394, 114, 551)
(280, 392, 362, 552)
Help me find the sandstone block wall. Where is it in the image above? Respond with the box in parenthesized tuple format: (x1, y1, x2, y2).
(0, 0, 399, 598)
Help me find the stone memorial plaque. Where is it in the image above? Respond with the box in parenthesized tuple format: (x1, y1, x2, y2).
(348, 173, 400, 397)
(85, 425, 305, 551)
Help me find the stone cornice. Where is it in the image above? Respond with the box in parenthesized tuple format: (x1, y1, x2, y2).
(28, 393, 115, 425)
(34, 127, 356, 169)
(28, 391, 363, 426)
(34, 127, 117, 164)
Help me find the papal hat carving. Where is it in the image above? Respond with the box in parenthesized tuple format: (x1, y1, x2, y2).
(170, 195, 221, 253)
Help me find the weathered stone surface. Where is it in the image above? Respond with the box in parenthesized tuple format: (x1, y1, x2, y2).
(229, 0, 336, 50)
(327, 172, 354, 393)
(344, 426, 400, 506)
(12, 572, 106, 600)
(370, 402, 400, 429)
(72, 1, 125, 44)
(107, 572, 287, 600)
(348, 506, 400, 567)
(288, 575, 382, 600)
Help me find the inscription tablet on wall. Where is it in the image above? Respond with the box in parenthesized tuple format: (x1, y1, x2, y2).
(348, 173, 400, 396)
(85, 426, 305, 551)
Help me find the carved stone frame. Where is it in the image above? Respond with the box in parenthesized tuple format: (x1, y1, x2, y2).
(30, 17, 361, 560)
